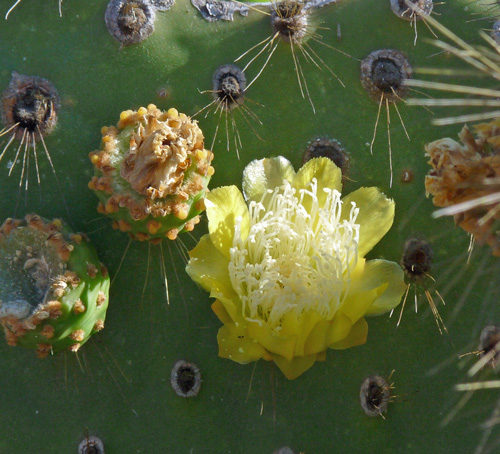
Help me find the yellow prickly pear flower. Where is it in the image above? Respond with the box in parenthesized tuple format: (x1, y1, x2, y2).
(186, 157, 406, 379)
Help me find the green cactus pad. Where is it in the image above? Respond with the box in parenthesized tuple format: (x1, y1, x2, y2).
(89, 104, 215, 242)
(2, 0, 500, 452)
(0, 214, 110, 357)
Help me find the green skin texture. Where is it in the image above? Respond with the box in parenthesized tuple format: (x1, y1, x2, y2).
(0, 0, 498, 452)
(92, 125, 211, 238)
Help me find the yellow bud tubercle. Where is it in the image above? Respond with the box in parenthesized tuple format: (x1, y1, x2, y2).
(135, 232, 149, 242)
(196, 149, 207, 161)
(71, 234, 83, 244)
(166, 229, 178, 240)
(68, 343, 81, 353)
(119, 110, 132, 121)
(94, 320, 105, 331)
(167, 107, 179, 118)
(195, 199, 206, 212)
(147, 220, 162, 235)
(117, 220, 131, 232)
(176, 207, 189, 220)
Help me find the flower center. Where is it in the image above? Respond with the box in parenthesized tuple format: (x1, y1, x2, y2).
(229, 179, 360, 330)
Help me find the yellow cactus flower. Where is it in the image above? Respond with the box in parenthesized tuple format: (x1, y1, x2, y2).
(186, 157, 406, 379)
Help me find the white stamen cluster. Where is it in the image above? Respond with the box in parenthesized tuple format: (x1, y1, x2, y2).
(229, 179, 360, 330)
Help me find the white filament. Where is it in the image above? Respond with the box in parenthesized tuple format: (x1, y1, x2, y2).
(229, 179, 359, 330)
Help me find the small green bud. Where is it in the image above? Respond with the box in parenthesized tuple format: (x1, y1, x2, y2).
(0, 214, 109, 357)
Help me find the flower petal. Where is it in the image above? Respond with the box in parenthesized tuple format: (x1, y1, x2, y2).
(206, 186, 249, 259)
(364, 259, 407, 316)
(210, 293, 246, 333)
(186, 235, 237, 298)
(211, 300, 233, 325)
(339, 258, 405, 322)
(293, 310, 323, 357)
(272, 352, 323, 380)
(324, 312, 353, 348)
(186, 234, 237, 300)
(242, 156, 296, 203)
(247, 320, 298, 361)
(293, 157, 342, 206)
(341, 187, 395, 257)
(301, 320, 329, 356)
(338, 258, 373, 323)
(328, 317, 368, 350)
(217, 323, 268, 364)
